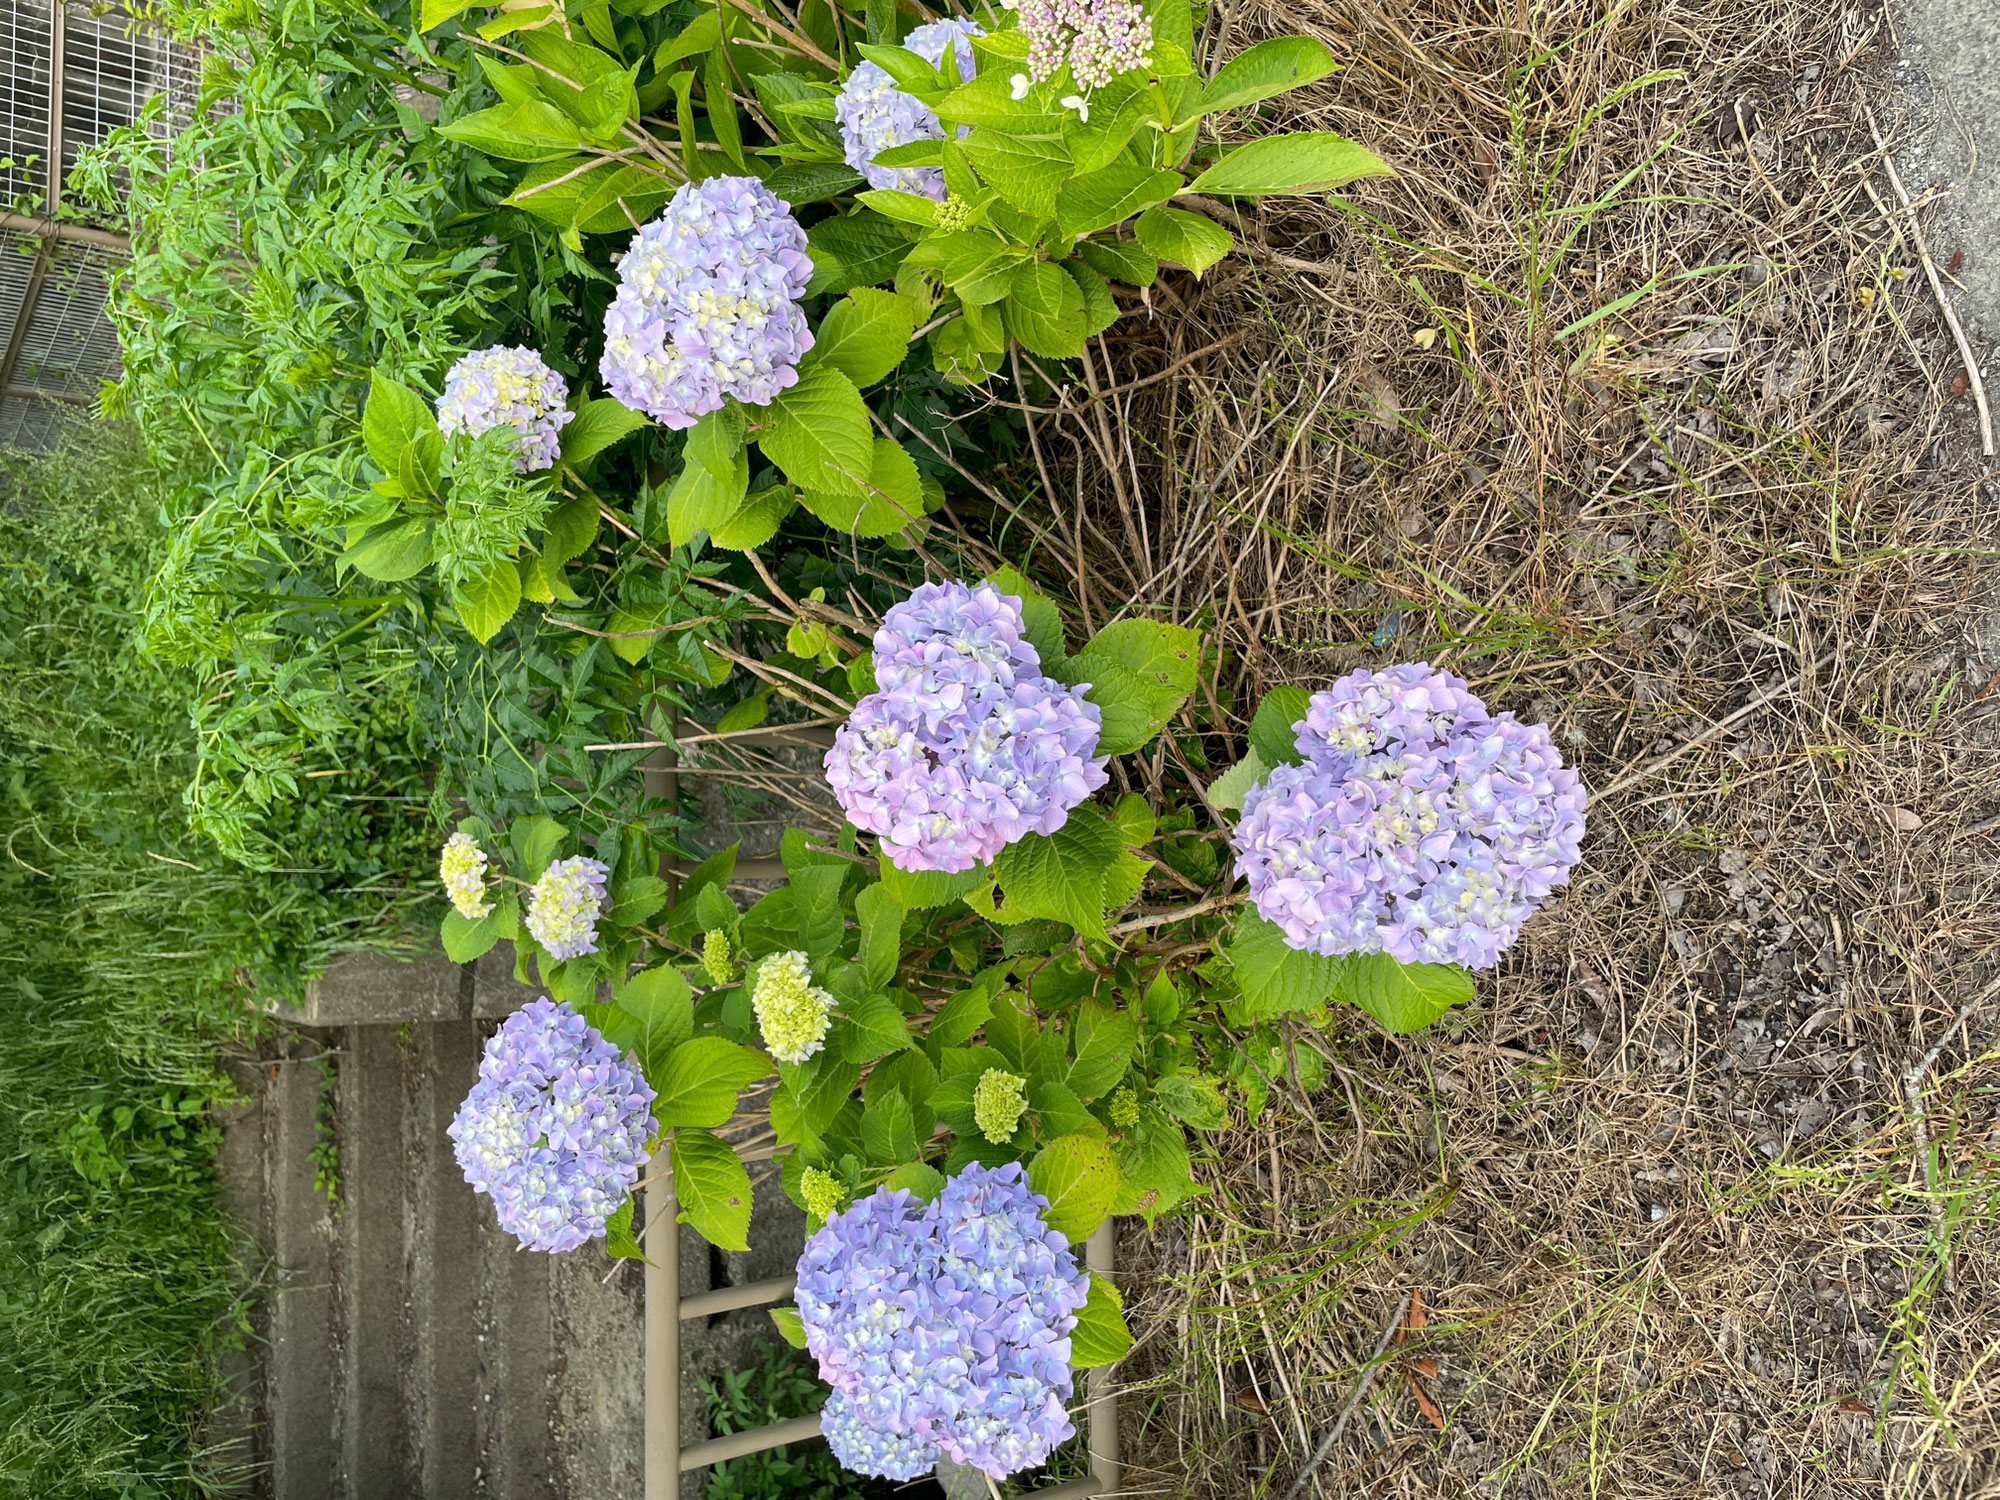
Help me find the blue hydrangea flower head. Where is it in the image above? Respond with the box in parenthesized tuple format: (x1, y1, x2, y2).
(436, 345, 574, 472)
(526, 855, 611, 961)
(1231, 664, 1586, 970)
(600, 177, 814, 429)
(448, 998, 657, 1252)
(795, 1161, 1089, 1481)
(834, 19, 983, 198)
(826, 581, 1107, 872)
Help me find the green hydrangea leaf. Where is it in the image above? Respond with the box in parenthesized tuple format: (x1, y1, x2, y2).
(671, 1128, 752, 1250)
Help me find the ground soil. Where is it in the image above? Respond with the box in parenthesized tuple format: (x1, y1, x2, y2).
(996, 1, 2000, 1495)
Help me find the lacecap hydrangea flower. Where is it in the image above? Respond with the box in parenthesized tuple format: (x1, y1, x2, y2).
(435, 345, 573, 472)
(796, 1162, 1090, 1480)
(825, 581, 1108, 873)
(526, 856, 610, 962)
(834, 18, 982, 199)
(448, 998, 657, 1252)
(600, 176, 813, 430)
(439, 830, 494, 920)
(1006, 0, 1153, 98)
(973, 1068, 1027, 1143)
(1231, 663, 1587, 970)
(752, 950, 834, 1064)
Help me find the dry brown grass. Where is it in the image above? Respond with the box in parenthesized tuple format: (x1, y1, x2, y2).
(977, 0, 2000, 1494)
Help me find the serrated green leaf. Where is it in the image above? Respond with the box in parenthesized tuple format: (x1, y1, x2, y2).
(804, 212, 914, 296)
(1063, 259, 1120, 336)
(855, 883, 905, 993)
(990, 816, 1122, 941)
(1153, 1072, 1227, 1129)
(798, 438, 927, 537)
(859, 1087, 919, 1164)
(882, 1160, 946, 1201)
(1028, 1079, 1100, 1138)
(653, 1037, 771, 1127)
(1196, 37, 1339, 117)
(1056, 163, 1183, 240)
(1187, 131, 1394, 196)
(1248, 684, 1312, 768)
(672, 1128, 752, 1250)
(1134, 205, 1233, 277)
(510, 814, 567, 878)
(441, 907, 501, 963)
(960, 131, 1071, 217)
(608, 873, 670, 928)
(614, 963, 695, 1076)
(666, 843, 739, 943)
(1078, 235, 1159, 289)
(757, 362, 874, 496)
(1335, 952, 1474, 1034)
(1071, 1272, 1133, 1367)
(1114, 1103, 1196, 1224)
(455, 555, 522, 644)
(766, 162, 865, 204)
(812, 288, 919, 387)
(840, 994, 914, 1062)
(707, 487, 796, 550)
(542, 490, 601, 567)
(1065, 1001, 1135, 1101)
(342, 517, 432, 583)
(769, 1306, 809, 1348)
(666, 444, 750, 545)
(1002, 259, 1087, 359)
(559, 396, 650, 466)
(1026, 1133, 1121, 1240)
(365, 370, 432, 475)
(604, 1196, 649, 1261)
(1230, 907, 1343, 1018)
(1066, 618, 1201, 754)
(927, 978, 999, 1052)
(771, 1053, 862, 1146)
(983, 566, 1065, 661)
(877, 852, 989, 909)
(1203, 750, 1267, 812)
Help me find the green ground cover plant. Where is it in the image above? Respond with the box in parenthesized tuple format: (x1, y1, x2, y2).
(0, 427, 416, 1500)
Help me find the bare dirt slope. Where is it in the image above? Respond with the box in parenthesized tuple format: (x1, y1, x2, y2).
(994, 1, 2000, 1494)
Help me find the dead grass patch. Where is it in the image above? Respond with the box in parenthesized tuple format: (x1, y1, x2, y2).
(979, 0, 2000, 1493)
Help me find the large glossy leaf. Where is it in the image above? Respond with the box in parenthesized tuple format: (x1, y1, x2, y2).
(1187, 132, 1394, 196)
(672, 1128, 752, 1250)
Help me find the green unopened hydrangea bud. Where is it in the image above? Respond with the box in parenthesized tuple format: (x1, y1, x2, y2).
(752, 950, 834, 1064)
(701, 929, 737, 985)
(801, 1166, 845, 1221)
(973, 1068, 1028, 1144)
(1107, 1086, 1140, 1130)
(933, 195, 973, 233)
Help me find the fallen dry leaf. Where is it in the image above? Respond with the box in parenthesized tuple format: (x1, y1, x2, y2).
(1887, 807, 1922, 833)
(1470, 136, 1501, 184)
(1947, 248, 1966, 275)
(1413, 1356, 1439, 1378)
(1409, 1372, 1445, 1429)
(1950, 373, 1969, 398)
(1835, 1394, 1872, 1415)
(1412, 327, 1439, 351)
(1234, 1387, 1266, 1413)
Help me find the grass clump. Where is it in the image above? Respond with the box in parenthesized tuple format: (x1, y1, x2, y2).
(0, 422, 425, 1499)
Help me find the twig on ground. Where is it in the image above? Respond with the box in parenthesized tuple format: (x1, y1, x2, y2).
(1276, 1290, 1412, 1500)
(1866, 108, 1996, 457)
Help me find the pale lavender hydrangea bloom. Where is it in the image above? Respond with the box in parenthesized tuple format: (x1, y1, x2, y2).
(448, 998, 657, 1252)
(1232, 664, 1586, 970)
(436, 345, 573, 472)
(825, 581, 1107, 873)
(526, 855, 611, 961)
(796, 1162, 1090, 1481)
(599, 177, 813, 429)
(834, 18, 982, 198)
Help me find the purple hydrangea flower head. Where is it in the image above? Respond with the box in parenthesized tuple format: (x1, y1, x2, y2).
(436, 345, 574, 471)
(599, 177, 814, 429)
(448, 998, 657, 1252)
(825, 582, 1107, 873)
(1232, 664, 1586, 969)
(526, 855, 610, 961)
(835, 19, 983, 198)
(795, 1162, 1090, 1481)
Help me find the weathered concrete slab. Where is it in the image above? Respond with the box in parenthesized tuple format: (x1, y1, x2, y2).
(1897, 0, 2000, 342)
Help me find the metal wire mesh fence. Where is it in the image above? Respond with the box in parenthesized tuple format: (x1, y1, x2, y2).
(0, 0, 195, 447)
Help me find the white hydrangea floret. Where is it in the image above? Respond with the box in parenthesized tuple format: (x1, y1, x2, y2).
(752, 950, 835, 1064)
(439, 830, 494, 920)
